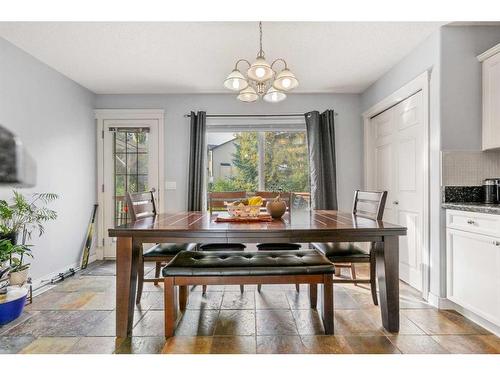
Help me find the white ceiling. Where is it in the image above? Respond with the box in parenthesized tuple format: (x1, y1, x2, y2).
(0, 22, 445, 94)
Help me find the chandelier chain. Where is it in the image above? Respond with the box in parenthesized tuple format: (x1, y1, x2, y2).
(259, 21, 263, 57)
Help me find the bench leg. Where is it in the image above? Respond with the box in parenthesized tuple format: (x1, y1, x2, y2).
(309, 283, 317, 309)
(322, 274, 334, 334)
(179, 285, 189, 312)
(164, 277, 175, 339)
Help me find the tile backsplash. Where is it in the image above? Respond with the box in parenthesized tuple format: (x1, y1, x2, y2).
(442, 150, 500, 186)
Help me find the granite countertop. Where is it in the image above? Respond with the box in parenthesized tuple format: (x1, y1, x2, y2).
(442, 202, 500, 215)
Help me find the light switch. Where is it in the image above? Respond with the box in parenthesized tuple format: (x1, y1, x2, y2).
(166, 181, 176, 190)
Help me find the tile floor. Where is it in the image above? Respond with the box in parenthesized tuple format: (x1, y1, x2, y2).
(1, 260, 499, 354)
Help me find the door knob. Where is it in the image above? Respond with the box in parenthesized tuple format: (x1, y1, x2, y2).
(393, 201, 399, 205)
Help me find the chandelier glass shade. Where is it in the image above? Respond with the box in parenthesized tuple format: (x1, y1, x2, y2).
(237, 85, 259, 102)
(224, 22, 299, 103)
(224, 69, 249, 91)
(263, 86, 286, 103)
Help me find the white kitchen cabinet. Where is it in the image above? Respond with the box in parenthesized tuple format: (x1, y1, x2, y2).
(478, 43, 500, 151)
(446, 210, 500, 327)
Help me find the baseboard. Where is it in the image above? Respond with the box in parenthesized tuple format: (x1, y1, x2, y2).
(426, 292, 441, 308)
(438, 298, 500, 336)
(30, 253, 97, 296)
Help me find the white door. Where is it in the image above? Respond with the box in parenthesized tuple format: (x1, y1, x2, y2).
(102, 119, 160, 258)
(368, 91, 425, 291)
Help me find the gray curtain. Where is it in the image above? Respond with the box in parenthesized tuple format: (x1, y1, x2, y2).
(305, 110, 338, 210)
(187, 111, 206, 211)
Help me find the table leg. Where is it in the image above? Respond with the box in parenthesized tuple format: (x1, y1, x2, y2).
(116, 237, 140, 338)
(376, 236, 400, 332)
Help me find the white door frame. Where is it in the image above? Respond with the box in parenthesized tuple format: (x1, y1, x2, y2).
(95, 109, 165, 260)
(362, 71, 430, 300)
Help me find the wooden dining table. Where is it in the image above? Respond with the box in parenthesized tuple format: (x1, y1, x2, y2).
(108, 210, 407, 338)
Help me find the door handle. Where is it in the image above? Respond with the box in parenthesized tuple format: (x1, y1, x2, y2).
(493, 241, 500, 246)
(393, 201, 399, 205)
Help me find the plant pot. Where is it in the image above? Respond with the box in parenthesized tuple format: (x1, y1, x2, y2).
(0, 286, 28, 325)
(9, 268, 29, 286)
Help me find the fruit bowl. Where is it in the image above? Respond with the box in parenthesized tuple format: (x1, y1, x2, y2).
(225, 202, 262, 218)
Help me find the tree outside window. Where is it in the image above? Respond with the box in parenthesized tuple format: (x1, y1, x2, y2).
(207, 131, 310, 195)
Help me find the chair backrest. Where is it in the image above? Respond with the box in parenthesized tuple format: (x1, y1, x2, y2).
(255, 191, 292, 211)
(126, 191, 157, 221)
(352, 190, 387, 220)
(208, 191, 247, 212)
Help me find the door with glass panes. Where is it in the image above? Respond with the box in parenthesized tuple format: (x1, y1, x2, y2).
(102, 119, 160, 258)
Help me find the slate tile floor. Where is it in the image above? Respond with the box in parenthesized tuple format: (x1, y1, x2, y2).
(1, 260, 499, 354)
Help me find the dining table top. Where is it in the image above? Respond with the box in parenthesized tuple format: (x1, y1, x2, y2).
(108, 210, 407, 240)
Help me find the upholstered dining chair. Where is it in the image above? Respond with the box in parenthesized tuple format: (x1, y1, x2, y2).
(312, 190, 387, 305)
(200, 191, 247, 294)
(126, 191, 198, 304)
(254, 191, 301, 292)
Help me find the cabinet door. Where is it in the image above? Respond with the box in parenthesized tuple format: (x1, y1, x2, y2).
(482, 52, 500, 150)
(447, 228, 500, 326)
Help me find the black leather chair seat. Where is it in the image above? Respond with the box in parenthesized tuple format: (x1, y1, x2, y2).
(144, 243, 198, 257)
(256, 243, 301, 250)
(311, 242, 370, 263)
(162, 250, 335, 277)
(199, 243, 246, 251)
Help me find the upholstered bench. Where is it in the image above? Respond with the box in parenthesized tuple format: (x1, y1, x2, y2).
(162, 250, 335, 338)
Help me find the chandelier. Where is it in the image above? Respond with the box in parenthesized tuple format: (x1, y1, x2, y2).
(223, 22, 299, 103)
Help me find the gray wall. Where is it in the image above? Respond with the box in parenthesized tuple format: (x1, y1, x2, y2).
(0, 37, 96, 282)
(440, 26, 500, 151)
(95, 93, 362, 211)
(360, 31, 443, 300)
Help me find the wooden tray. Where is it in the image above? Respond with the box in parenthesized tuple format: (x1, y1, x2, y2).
(214, 212, 273, 222)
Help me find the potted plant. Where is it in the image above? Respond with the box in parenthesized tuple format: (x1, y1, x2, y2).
(0, 191, 58, 285)
(0, 239, 31, 324)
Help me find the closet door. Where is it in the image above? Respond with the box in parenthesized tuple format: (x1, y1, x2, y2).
(368, 91, 425, 291)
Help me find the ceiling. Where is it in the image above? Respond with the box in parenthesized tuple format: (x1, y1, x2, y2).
(0, 22, 445, 94)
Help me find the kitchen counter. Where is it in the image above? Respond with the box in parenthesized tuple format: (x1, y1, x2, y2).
(442, 202, 500, 215)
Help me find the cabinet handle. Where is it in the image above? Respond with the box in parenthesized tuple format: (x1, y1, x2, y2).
(493, 241, 500, 246)
(393, 201, 399, 205)
(467, 219, 475, 224)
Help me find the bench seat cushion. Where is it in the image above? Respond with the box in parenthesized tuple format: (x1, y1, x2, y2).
(162, 250, 334, 277)
(143, 243, 198, 257)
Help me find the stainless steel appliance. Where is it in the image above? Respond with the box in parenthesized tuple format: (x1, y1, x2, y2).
(483, 178, 500, 204)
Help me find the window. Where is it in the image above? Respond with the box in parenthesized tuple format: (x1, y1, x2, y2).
(207, 127, 310, 204)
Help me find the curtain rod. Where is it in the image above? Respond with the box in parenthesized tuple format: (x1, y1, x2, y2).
(183, 112, 338, 118)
